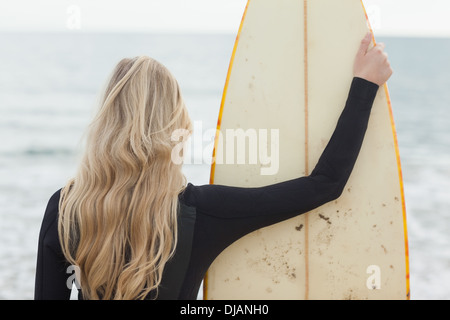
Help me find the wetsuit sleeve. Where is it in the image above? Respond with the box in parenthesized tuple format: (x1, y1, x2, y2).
(182, 77, 379, 255)
(34, 190, 72, 300)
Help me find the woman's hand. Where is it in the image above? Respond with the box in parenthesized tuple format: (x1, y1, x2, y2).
(353, 32, 393, 86)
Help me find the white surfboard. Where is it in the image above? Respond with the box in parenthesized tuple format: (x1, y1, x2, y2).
(204, 0, 410, 300)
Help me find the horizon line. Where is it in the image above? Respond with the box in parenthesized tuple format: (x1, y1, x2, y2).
(1, 29, 450, 39)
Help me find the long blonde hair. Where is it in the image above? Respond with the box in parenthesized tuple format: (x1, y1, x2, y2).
(58, 56, 192, 300)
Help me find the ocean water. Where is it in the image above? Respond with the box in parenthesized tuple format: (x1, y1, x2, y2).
(0, 33, 449, 300)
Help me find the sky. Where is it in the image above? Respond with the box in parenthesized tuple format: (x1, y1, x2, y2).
(0, 0, 450, 37)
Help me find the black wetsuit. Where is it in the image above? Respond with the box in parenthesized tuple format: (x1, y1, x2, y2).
(34, 78, 379, 300)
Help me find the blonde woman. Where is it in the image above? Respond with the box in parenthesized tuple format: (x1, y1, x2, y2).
(35, 33, 392, 300)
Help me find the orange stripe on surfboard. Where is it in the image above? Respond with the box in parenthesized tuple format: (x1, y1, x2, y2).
(204, 0, 251, 300)
(360, 0, 410, 300)
(384, 82, 411, 299)
(208, 1, 251, 186)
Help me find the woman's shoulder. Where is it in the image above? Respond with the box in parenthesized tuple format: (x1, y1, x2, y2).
(38, 189, 63, 247)
(45, 189, 62, 218)
(178, 183, 196, 207)
(178, 182, 215, 208)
